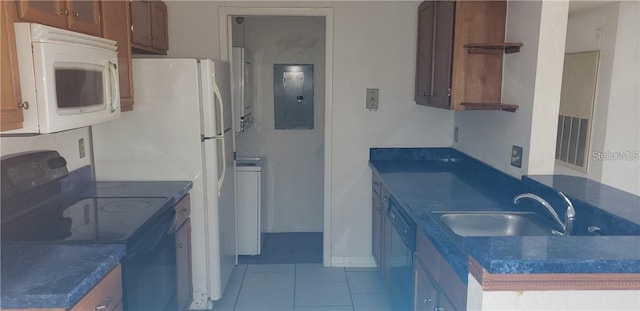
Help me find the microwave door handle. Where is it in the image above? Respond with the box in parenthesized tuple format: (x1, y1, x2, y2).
(108, 62, 120, 113)
(212, 80, 226, 196)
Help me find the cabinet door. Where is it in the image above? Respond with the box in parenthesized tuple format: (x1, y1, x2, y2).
(150, 1, 168, 51)
(131, 0, 152, 47)
(176, 218, 193, 311)
(1, 1, 25, 131)
(440, 293, 460, 311)
(414, 260, 438, 311)
(66, 0, 101, 36)
(70, 265, 123, 311)
(430, 1, 454, 109)
(372, 192, 382, 268)
(415, 1, 434, 105)
(16, 0, 67, 29)
(101, 0, 134, 111)
(382, 207, 393, 288)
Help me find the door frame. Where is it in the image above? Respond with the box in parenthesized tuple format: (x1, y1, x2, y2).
(218, 7, 334, 267)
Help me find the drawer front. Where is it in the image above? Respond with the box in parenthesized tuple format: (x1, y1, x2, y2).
(174, 194, 191, 230)
(70, 264, 122, 311)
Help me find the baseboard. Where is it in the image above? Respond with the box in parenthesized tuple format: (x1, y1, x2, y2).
(329, 256, 377, 267)
(264, 228, 324, 233)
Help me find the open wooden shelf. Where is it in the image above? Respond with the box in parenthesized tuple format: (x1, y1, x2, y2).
(461, 102, 519, 112)
(464, 42, 523, 54)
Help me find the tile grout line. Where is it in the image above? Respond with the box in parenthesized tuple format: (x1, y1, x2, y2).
(344, 268, 356, 311)
(232, 264, 248, 311)
(293, 264, 297, 311)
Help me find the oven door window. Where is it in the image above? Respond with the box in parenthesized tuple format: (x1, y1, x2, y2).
(54, 63, 106, 114)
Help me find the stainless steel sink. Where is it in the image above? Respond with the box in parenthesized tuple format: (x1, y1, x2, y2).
(432, 211, 559, 237)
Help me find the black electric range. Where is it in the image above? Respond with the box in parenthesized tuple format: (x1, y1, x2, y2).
(1, 151, 179, 311)
(1, 197, 171, 243)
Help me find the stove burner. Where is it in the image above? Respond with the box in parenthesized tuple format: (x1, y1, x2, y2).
(100, 200, 152, 213)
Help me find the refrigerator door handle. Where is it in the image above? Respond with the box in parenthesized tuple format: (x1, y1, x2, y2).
(212, 78, 226, 196)
(212, 77, 226, 135)
(216, 137, 226, 197)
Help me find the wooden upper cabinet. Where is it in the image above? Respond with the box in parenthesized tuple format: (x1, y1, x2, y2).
(16, 0, 102, 36)
(66, 0, 102, 36)
(101, 0, 134, 112)
(16, 0, 67, 29)
(415, 1, 518, 112)
(131, 0, 168, 54)
(415, 1, 454, 109)
(131, 0, 152, 47)
(150, 1, 167, 50)
(1, 0, 25, 131)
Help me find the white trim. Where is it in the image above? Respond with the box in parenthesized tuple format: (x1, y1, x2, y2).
(330, 256, 377, 268)
(218, 6, 334, 268)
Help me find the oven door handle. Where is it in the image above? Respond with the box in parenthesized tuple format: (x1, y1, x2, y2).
(127, 211, 176, 259)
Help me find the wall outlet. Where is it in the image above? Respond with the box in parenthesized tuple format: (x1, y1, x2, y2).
(78, 138, 86, 158)
(511, 145, 523, 168)
(366, 88, 379, 111)
(454, 127, 459, 143)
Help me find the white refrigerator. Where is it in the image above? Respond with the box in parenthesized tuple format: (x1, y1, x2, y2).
(92, 58, 236, 306)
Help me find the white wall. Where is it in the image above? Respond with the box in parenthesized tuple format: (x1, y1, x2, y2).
(453, 1, 568, 177)
(236, 16, 325, 233)
(0, 127, 92, 171)
(555, 2, 619, 181)
(167, 1, 454, 272)
(554, 1, 640, 196)
(599, 1, 640, 195)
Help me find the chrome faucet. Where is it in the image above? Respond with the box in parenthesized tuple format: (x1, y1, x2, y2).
(513, 192, 576, 236)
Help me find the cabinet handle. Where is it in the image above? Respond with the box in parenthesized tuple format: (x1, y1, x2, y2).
(390, 212, 396, 219)
(94, 298, 111, 310)
(72, 11, 80, 17)
(58, 9, 69, 16)
(181, 209, 189, 215)
(177, 243, 184, 248)
(424, 297, 432, 304)
(17, 101, 29, 110)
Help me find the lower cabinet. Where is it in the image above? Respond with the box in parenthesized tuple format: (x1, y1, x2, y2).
(175, 218, 192, 311)
(371, 175, 384, 268)
(174, 194, 193, 311)
(414, 231, 467, 311)
(372, 174, 392, 285)
(414, 261, 438, 311)
(70, 264, 123, 311)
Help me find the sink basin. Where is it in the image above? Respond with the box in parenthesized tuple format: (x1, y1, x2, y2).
(432, 211, 558, 237)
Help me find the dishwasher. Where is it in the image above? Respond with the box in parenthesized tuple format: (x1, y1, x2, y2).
(388, 197, 417, 311)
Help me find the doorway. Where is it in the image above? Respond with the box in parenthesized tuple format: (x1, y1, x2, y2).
(220, 8, 333, 266)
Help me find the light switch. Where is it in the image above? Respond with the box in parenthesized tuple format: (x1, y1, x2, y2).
(366, 88, 379, 111)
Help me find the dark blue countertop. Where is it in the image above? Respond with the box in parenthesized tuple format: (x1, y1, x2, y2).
(0, 244, 125, 309)
(369, 148, 640, 283)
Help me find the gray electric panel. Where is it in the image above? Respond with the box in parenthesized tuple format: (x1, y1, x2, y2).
(274, 64, 314, 129)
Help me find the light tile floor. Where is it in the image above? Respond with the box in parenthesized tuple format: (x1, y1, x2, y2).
(213, 264, 389, 311)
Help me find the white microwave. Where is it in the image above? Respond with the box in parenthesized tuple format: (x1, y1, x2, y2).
(3, 23, 120, 134)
